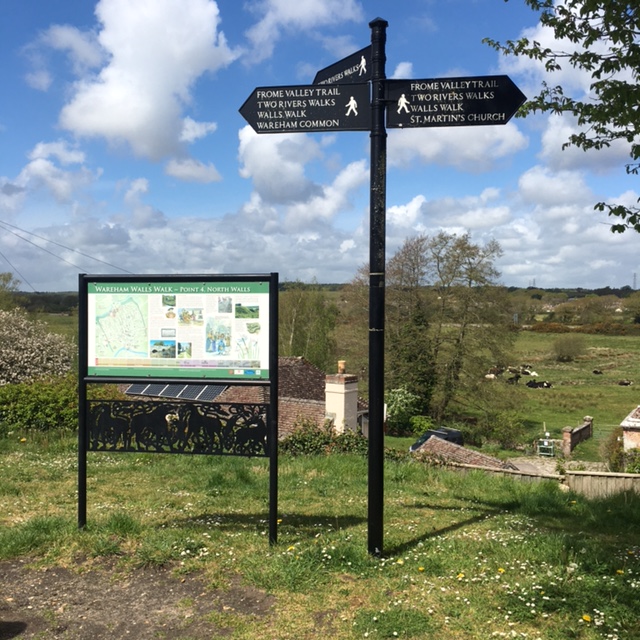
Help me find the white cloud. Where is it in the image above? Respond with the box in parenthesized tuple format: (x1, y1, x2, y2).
(238, 126, 324, 203)
(388, 122, 528, 171)
(165, 158, 222, 183)
(29, 140, 86, 165)
(244, 0, 363, 62)
(391, 62, 413, 80)
(121, 178, 168, 229)
(25, 70, 53, 92)
(180, 117, 218, 143)
(518, 165, 592, 207)
(58, 0, 239, 160)
(387, 188, 511, 239)
(283, 159, 368, 228)
(540, 114, 632, 173)
(41, 24, 104, 73)
(6, 140, 94, 203)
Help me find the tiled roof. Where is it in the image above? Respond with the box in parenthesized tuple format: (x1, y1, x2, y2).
(415, 436, 518, 470)
(278, 357, 327, 401)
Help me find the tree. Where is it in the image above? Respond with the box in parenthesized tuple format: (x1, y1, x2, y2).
(485, 0, 640, 231)
(423, 233, 514, 419)
(385, 236, 435, 413)
(0, 272, 22, 311)
(278, 280, 339, 372)
(624, 291, 640, 323)
(344, 233, 516, 421)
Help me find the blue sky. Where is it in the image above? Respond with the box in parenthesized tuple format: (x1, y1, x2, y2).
(1, 0, 638, 291)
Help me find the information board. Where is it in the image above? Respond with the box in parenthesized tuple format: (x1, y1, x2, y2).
(83, 276, 273, 380)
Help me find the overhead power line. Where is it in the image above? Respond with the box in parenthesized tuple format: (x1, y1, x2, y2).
(0, 247, 36, 292)
(0, 218, 133, 276)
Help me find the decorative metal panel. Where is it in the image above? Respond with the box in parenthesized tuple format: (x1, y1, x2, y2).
(87, 400, 268, 457)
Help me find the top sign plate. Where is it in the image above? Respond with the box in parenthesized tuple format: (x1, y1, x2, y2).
(313, 46, 372, 85)
(386, 75, 526, 128)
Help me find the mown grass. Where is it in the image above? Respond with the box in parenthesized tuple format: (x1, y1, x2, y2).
(1, 432, 640, 639)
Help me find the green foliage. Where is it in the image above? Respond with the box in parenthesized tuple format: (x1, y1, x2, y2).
(485, 0, 640, 232)
(387, 305, 435, 414)
(385, 387, 422, 436)
(477, 410, 525, 449)
(279, 280, 339, 372)
(0, 272, 23, 311)
(279, 419, 334, 456)
(0, 374, 78, 434)
(552, 334, 587, 362)
(409, 414, 434, 436)
(625, 450, 640, 474)
(602, 427, 625, 472)
(279, 419, 368, 456)
(0, 307, 75, 384)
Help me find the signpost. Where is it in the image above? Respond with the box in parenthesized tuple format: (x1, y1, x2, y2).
(386, 75, 526, 129)
(313, 45, 372, 85)
(239, 19, 526, 557)
(239, 83, 371, 133)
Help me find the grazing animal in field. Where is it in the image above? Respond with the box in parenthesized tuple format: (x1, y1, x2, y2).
(507, 373, 521, 385)
(618, 379, 633, 386)
(526, 380, 553, 389)
(485, 373, 497, 380)
(593, 369, 603, 375)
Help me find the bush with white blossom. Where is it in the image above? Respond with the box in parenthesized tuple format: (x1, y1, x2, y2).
(0, 308, 74, 385)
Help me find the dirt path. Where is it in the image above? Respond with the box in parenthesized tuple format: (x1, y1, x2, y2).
(0, 558, 274, 640)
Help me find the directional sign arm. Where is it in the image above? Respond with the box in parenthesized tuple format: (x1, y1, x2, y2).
(240, 83, 371, 133)
(313, 46, 372, 85)
(386, 75, 526, 128)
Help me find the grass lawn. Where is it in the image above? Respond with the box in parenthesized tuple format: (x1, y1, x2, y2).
(1, 432, 640, 639)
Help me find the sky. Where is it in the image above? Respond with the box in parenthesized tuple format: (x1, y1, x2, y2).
(1, 0, 639, 292)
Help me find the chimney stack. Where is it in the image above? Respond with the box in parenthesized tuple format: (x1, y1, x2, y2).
(325, 360, 358, 434)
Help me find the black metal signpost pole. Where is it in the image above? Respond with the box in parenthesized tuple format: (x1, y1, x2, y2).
(367, 17, 388, 557)
(269, 272, 279, 545)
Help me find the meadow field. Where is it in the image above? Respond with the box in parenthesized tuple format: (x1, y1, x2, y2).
(509, 331, 640, 460)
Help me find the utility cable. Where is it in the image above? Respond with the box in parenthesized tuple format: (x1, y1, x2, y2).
(0, 218, 132, 273)
(0, 248, 36, 291)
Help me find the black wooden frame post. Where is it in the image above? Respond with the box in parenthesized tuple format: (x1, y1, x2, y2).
(368, 17, 388, 557)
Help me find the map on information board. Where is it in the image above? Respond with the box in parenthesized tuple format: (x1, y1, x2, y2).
(86, 279, 271, 380)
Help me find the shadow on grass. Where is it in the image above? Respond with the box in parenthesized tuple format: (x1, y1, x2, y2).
(165, 510, 368, 539)
(386, 502, 505, 556)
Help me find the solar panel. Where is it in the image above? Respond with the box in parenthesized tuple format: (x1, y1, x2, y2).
(126, 383, 148, 395)
(196, 385, 226, 402)
(125, 383, 227, 402)
(158, 384, 187, 398)
(146, 383, 169, 395)
(179, 385, 206, 399)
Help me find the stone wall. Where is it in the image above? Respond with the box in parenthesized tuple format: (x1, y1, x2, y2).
(562, 416, 593, 457)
